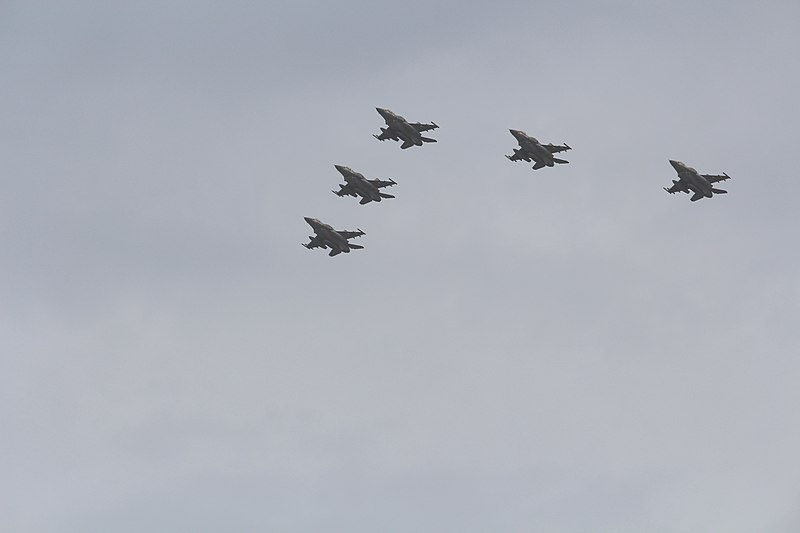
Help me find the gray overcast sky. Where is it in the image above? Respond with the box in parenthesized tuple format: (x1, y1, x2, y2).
(2, 1, 799, 532)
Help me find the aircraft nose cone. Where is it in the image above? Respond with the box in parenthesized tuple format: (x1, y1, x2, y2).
(334, 164, 346, 173)
(304, 217, 315, 225)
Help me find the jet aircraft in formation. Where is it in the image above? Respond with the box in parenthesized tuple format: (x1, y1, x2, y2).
(506, 129, 572, 170)
(305, 107, 735, 256)
(332, 164, 397, 205)
(302, 217, 365, 257)
(373, 107, 438, 149)
(663, 159, 730, 202)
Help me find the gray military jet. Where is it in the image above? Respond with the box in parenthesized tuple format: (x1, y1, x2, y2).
(332, 165, 397, 205)
(506, 129, 571, 170)
(302, 217, 365, 257)
(664, 160, 730, 202)
(374, 107, 438, 149)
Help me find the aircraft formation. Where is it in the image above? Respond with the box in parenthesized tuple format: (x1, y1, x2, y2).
(304, 107, 732, 257)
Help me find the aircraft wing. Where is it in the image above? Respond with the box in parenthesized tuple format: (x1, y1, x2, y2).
(337, 229, 365, 240)
(702, 173, 731, 184)
(333, 183, 358, 197)
(664, 178, 690, 194)
(411, 121, 438, 132)
(368, 178, 396, 189)
(544, 143, 571, 154)
(506, 150, 529, 162)
(374, 128, 398, 141)
(303, 235, 326, 249)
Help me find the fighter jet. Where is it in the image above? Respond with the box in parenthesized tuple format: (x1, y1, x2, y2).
(332, 165, 397, 205)
(302, 217, 365, 257)
(664, 160, 731, 202)
(374, 107, 438, 149)
(506, 129, 571, 170)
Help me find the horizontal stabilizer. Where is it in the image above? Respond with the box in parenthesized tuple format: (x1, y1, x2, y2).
(401, 140, 413, 149)
(380, 193, 395, 199)
(711, 188, 727, 194)
(532, 161, 545, 170)
(690, 191, 704, 202)
(553, 158, 569, 164)
(348, 244, 364, 250)
(359, 197, 372, 204)
(421, 137, 437, 143)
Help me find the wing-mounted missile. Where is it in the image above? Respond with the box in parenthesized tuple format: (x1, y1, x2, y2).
(664, 180, 681, 194)
(506, 148, 523, 161)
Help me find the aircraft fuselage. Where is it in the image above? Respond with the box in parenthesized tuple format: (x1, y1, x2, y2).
(304, 217, 351, 253)
(671, 160, 713, 198)
(335, 165, 382, 202)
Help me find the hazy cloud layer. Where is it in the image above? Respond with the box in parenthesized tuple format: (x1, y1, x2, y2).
(2, 1, 799, 532)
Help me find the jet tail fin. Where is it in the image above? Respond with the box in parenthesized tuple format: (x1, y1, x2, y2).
(553, 158, 569, 165)
(711, 188, 727, 194)
(532, 161, 545, 170)
(421, 137, 437, 143)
